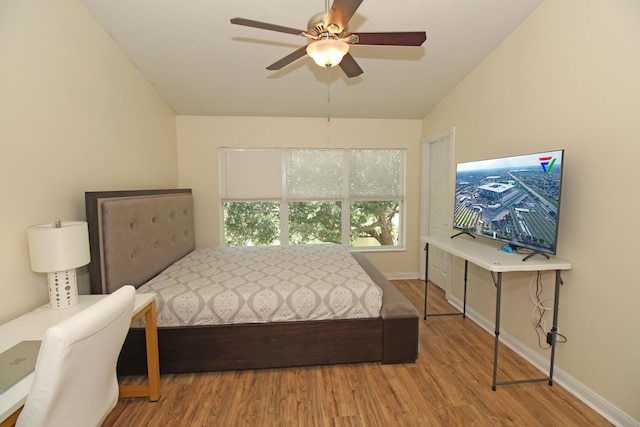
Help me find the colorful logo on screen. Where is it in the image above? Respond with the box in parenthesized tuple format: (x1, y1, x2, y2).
(539, 156, 556, 174)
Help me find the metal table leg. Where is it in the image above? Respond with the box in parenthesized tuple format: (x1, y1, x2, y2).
(492, 272, 502, 391)
(424, 242, 467, 319)
(491, 270, 562, 390)
(548, 270, 562, 386)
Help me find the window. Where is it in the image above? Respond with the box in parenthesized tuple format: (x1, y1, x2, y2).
(220, 148, 405, 249)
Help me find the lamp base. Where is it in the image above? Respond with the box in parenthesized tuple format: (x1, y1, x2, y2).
(47, 269, 79, 309)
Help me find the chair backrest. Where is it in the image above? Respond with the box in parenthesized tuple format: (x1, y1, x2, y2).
(16, 285, 136, 427)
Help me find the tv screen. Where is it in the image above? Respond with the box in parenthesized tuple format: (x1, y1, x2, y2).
(453, 149, 564, 255)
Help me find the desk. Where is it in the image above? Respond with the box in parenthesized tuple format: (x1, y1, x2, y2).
(0, 294, 160, 426)
(422, 234, 571, 390)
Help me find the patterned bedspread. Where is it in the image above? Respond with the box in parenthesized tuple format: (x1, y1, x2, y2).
(135, 244, 383, 327)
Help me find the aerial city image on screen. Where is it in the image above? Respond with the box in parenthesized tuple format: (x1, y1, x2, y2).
(454, 150, 563, 254)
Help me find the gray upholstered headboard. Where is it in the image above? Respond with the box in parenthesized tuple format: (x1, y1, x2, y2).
(85, 190, 195, 294)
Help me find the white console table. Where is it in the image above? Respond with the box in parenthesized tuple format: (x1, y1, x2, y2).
(422, 234, 572, 390)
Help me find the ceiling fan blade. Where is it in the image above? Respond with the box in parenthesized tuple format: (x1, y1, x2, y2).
(352, 31, 427, 46)
(230, 18, 304, 36)
(266, 46, 309, 71)
(339, 53, 364, 78)
(326, 0, 364, 34)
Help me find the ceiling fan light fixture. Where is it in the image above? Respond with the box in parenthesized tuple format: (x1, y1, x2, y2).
(306, 39, 349, 68)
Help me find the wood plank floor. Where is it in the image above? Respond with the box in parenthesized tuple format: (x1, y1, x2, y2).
(104, 280, 612, 426)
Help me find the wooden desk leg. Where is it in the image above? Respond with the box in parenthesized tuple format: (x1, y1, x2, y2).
(0, 407, 22, 427)
(119, 301, 161, 401)
(144, 301, 161, 401)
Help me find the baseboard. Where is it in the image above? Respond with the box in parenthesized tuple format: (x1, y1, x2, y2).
(384, 271, 418, 280)
(446, 295, 639, 427)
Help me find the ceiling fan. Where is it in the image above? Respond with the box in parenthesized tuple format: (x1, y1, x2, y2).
(230, 0, 427, 78)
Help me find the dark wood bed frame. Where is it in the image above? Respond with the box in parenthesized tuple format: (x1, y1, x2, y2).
(85, 189, 418, 374)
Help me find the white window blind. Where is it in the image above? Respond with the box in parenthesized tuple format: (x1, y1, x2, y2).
(219, 148, 282, 200)
(286, 149, 344, 200)
(220, 147, 404, 200)
(349, 149, 404, 198)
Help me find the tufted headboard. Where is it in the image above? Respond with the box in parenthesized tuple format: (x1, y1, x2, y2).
(85, 189, 195, 294)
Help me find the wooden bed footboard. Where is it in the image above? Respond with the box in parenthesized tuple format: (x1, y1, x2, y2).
(118, 315, 417, 374)
(118, 318, 384, 374)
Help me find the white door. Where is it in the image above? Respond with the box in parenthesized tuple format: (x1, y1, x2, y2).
(419, 128, 454, 293)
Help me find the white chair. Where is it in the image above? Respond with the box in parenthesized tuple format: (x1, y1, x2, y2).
(16, 285, 136, 427)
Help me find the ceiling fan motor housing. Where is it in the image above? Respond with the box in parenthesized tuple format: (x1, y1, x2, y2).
(307, 12, 345, 38)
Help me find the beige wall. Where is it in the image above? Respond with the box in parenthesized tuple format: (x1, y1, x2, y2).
(3, 0, 636, 422)
(423, 0, 640, 422)
(176, 116, 422, 275)
(0, 0, 178, 323)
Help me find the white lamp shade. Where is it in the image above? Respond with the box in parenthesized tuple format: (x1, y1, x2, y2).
(27, 221, 91, 273)
(306, 39, 349, 68)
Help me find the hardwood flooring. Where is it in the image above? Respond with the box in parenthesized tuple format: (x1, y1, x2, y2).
(104, 280, 612, 426)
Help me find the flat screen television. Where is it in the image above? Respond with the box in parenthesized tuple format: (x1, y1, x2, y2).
(453, 149, 564, 256)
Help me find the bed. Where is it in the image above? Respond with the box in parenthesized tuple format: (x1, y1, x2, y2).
(85, 189, 418, 374)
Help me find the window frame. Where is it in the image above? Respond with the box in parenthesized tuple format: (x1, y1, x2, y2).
(220, 147, 406, 251)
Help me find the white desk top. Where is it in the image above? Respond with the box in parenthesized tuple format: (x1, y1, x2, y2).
(422, 234, 571, 273)
(0, 293, 156, 423)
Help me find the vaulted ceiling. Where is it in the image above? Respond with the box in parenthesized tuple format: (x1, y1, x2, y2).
(79, 0, 543, 119)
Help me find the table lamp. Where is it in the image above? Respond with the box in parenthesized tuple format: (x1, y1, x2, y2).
(27, 220, 91, 309)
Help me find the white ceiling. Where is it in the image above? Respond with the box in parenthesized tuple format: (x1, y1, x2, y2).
(79, 0, 543, 120)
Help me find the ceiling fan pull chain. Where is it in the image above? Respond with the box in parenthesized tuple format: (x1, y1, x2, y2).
(327, 67, 331, 122)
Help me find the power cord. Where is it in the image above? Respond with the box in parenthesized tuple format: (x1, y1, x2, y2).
(530, 271, 567, 348)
